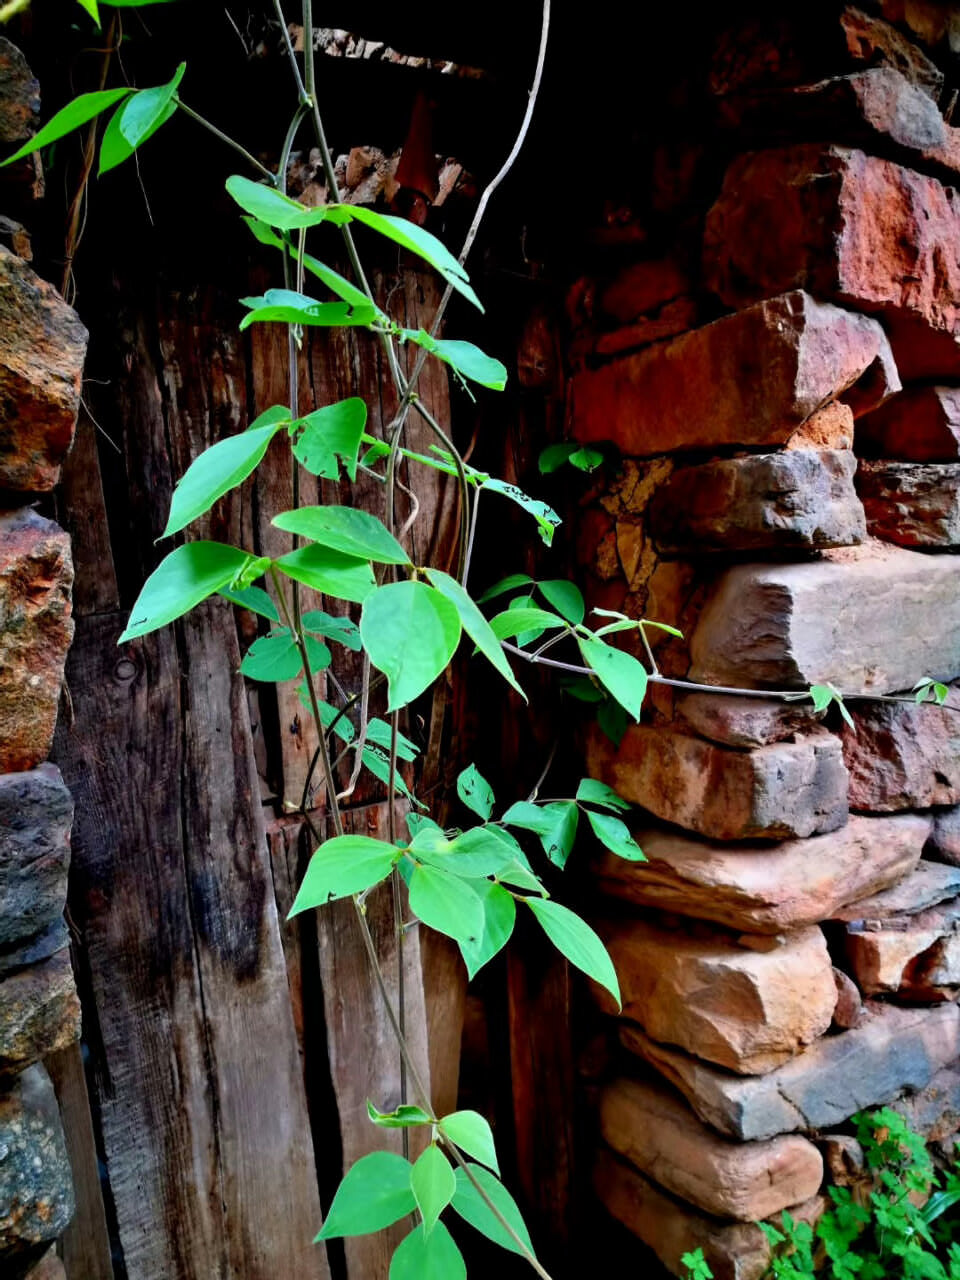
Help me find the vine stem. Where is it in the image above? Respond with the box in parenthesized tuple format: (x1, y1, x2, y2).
(174, 98, 276, 181)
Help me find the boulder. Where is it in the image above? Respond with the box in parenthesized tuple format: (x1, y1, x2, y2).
(0, 765, 72, 950)
(649, 450, 865, 554)
(857, 461, 960, 546)
(621, 1002, 960, 1140)
(689, 544, 960, 693)
(0, 949, 80, 1074)
(841, 696, 960, 810)
(599, 1076, 823, 1221)
(595, 1149, 824, 1280)
(858, 386, 960, 460)
(675, 692, 823, 749)
(0, 246, 87, 491)
(704, 145, 960, 380)
(0, 1064, 74, 1266)
(891, 1066, 960, 1143)
(843, 895, 960, 997)
(598, 920, 836, 1075)
(586, 724, 848, 841)
(568, 291, 898, 456)
(0, 510, 74, 773)
(594, 814, 927, 933)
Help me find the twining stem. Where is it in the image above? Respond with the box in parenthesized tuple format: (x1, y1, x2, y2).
(174, 98, 276, 181)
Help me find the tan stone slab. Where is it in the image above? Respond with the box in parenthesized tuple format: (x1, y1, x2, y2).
(832, 860, 960, 922)
(621, 1003, 960, 1140)
(594, 814, 927, 933)
(598, 919, 836, 1074)
(600, 1076, 823, 1221)
(689, 544, 960, 693)
(586, 723, 848, 841)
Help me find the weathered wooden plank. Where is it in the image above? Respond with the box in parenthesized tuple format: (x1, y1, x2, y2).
(45, 1042, 113, 1280)
(317, 801, 431, 1279)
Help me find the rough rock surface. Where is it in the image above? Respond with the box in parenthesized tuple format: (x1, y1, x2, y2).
(0, 765, 72, 950)
(594, 814, 927, 934)
(704, 145, 960, 379)
(600, 1076, 824, 1221)
(621, 1003, 960, 1141)
(649, 450, 866, 553)
(0, 510, 74, 773)
(569, 291, 898, 456)
(675, 692, 823, 748)
(832, 861, 960, 922)
(587, 724, 848, 840)
(709, 7, 944, 99)
(891, 1066, 960, 1143)
(689, 544, 960, 693)
(786, 402, 855, 450)
(842, 696, 960, 810)
(595, 1149, 824, 1280)
(843, 896, 960, 997)
(858, 386, 960, 461)
(0, 1064, 74, 1265)
(0, 949, 80, 1074)
(928, 806, 960, 865)
(857, 461, 960, 546)
(598, 920, 836, 1074)
(0, 246, 87, 491)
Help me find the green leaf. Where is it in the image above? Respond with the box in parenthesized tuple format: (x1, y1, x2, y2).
(585, 809, 645, 861)
(226, 175, 321, 229)
(458, 881, 516, 978)
(389, 1221, 466, 1280)
(577, 634, 647, 722)
(597, 697, 628, 747)
(1, 87, 132, 168)
(366, 718, 419, 762)
(366, 1100, 433, 1129)
(243, 219, 380, 316)
(477, 573, 534, 604)
(569, 446, 603, 472)
(410, 1145, 455, 1235)
(401, 329, 507, 390)
(487, 607, 565, 641)
(481, 478, 561, 546)
(456, 763, 495, 821)
(502, 800, 580, 868)
(275, 545, 376, 604)
(538, 443, 577, 474)
(164, 419, 285, 537)
(119, 542, 257, 642)
(290, 398, 367, 482)
(408, 864, 484, 945)
(330, 204, 482, 311)
(240, 631, 303, 682)
(75, 0, 100, 23)
(317, 700, 355, 744)
(218, 584, 280, 622)
(538, 579, 585, 625)
(439, 1111, 499, 1175)
(436, 828, 517, 877)
(360, 744, 423, 808)
(273, 506, 410, 566)
(239, 287, 376, 331)
(316, 1151, 415, 1240)
(809, 684, 834, 713)
(576, 778, 630, 812)
(289, 835, 400, 915)
(98, 63, 185, 174)
(450, 1164, 535, 1259)
(525, 897, 620, 1007)
(301, 609, 362, 651)
(425, 568, 525, 699)
(361, 582, 461, 711)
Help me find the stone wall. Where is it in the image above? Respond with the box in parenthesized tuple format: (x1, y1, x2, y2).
(0, 37, 87, 1280)
(571, 6, 960, 1277)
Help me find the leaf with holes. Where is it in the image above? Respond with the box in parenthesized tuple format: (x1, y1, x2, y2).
(301, 610, 362, 651)
(361, 582, 461, 711)
(315, 1151, 415, 1240)
(575, 778, 630, 813)
(289, 836, 400, 915)
(502, 800, 579, 869)
(457, 881, 516, 979)
(290, 398, 368, 482)
(481, 477, 561, 546)
(585, 810, 644, 862)
(455, 763, 495, 821)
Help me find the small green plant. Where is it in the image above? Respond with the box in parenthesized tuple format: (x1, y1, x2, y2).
(760, 1109, 960, 1280)
(682, 1246, 714, 1280)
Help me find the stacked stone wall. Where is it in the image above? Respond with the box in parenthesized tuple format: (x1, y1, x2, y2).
(0, 37, 86, 1280)
(570, 6, 960, 1276)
